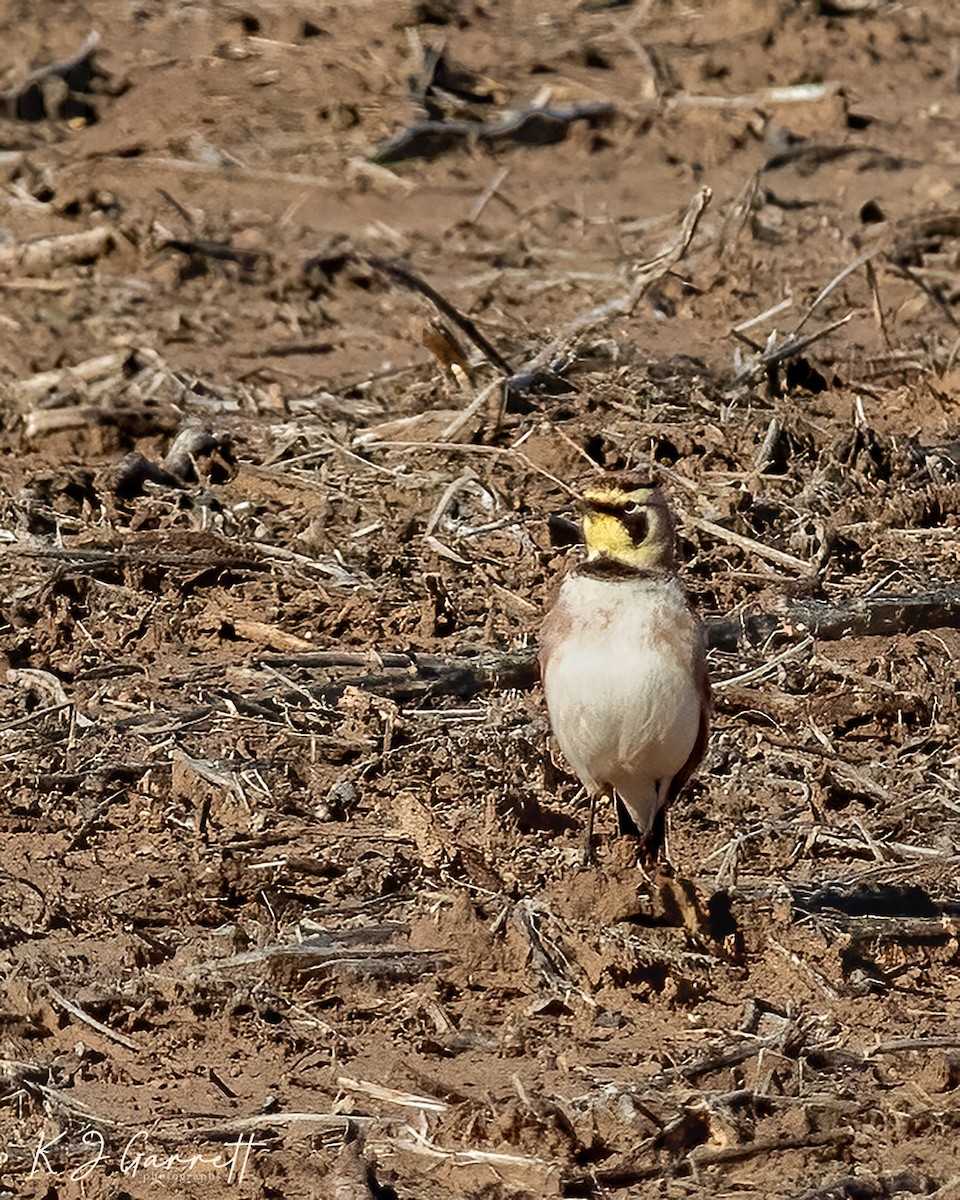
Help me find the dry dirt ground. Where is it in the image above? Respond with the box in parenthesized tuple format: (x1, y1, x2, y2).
(1, 2, 960, 1198)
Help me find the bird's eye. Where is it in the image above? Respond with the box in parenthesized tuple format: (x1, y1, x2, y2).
(621, 504, 649, 544)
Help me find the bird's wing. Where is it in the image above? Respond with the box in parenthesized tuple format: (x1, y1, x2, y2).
(666, 640, 711, 807)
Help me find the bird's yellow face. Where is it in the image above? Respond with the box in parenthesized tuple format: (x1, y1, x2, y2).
(581, 483, 675, 569)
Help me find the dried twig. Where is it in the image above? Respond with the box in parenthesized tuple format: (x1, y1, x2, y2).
(791, 247, 879, 338)
(336, 1076, 448, 1113)
(730, 312, 853, 390)
(716, 171, 762, 261)
(690, 516, 813, 573)
(0, 227, 114, 276)
(560, 1127, 853, 1193)
(713, 637, 816, 689)
(872, 1035, 960, 1055)
(794, 1172, 938, 1200)
(512, 899, 588, 1001)
(666, 81, 841, 111)
(359, 439, 579, 496)
(668, 1030, 790, 1083)
(201, 1112, 373, 1137)
(767, 937, 841, 1000)
(706, 588, 960, 650)
(690, 1127, 853, 1167)
(30, 1082, 124, 1128)
(195, 927, 448, 984)
(734, 296, 793, 335)
(0, 701, 72, 733)
(117, 648, 538, 731)
(885, 260, 960, 329)
(424, 473, 482, 535)
(119, 156, 339, 189)
(467, 166, 510, 224)
(437, 378, 504, 442)
(10, 350, 132, 405)
(340, 253, 514, 374)
(3, 535, 362, 588)
(108, 588, 960, 734)
(865, 257, 892, 351)
(522, 186, 712, 374)
(45, 984, 142, 1054)
(386, 1125, 552, 1173)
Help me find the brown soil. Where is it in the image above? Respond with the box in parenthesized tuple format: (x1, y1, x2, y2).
(1, 2, 960, 1198)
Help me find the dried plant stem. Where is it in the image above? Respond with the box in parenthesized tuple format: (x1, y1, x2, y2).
(45, 985, 143, 1053)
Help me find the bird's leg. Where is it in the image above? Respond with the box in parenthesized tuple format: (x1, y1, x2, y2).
(646, 804, 669, 869)
(637, 790, 671, 890)
(611, 793, 658, 882)
(579, 787, 601, 866)
(615, 794, 640, 837)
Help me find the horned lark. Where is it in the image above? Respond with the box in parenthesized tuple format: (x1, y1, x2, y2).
(540, 480, 710, 858)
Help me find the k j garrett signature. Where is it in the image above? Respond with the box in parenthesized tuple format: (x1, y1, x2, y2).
(25, 1128, 254, 1184)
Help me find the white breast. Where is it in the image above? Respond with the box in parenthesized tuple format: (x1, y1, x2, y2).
(540, 572, 704, 834)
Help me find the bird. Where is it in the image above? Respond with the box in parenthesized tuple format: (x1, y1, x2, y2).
(539, 479, 710, 861)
